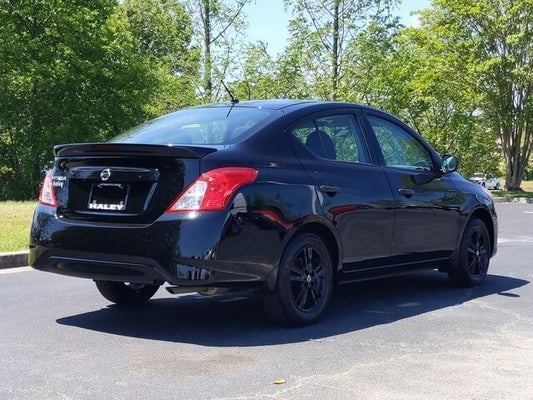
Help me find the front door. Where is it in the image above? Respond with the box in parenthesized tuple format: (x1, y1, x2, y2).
(365, 113, 462, 264)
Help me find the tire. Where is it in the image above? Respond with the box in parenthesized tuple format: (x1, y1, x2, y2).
(94, 281, 159, 305)
(263, 233, 333, 326)
(448, 218, 491, 288)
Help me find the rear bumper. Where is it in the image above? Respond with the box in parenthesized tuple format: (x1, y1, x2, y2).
(30, 247, 174, 284)
(29, 246, 271, 287)
(29, 204, 279, 287)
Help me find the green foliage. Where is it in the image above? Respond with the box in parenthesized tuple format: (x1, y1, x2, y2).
(340, 19, 501, 177)
(420, 0, 533, 189)
(232, 41, 314, 100)
(232, 42, 278, 100)
(1, 0, 529, 200)
(0, 0, 196, 200)
(184, 0, 251, 102)
(122, 0, 198, 113)
(282, 0, 400, 100)
(0, 1, 150, 199)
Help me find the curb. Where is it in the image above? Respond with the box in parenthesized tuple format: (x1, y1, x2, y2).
(492, 197, 533, 204)
(0, 251, 29, 269)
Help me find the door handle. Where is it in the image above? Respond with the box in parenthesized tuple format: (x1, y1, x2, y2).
(319, 185, 340, 194)
(398, 188, 415, 197)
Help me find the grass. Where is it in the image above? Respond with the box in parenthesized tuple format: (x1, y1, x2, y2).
(492, 179, 533, 199)
(520, 180, 533, 191)
(0, 180, 532, 253)
(0, 201, 36, 253)
(492, 190, 533, 199)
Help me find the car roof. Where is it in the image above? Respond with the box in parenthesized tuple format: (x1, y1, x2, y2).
(196, 99, 380, 113)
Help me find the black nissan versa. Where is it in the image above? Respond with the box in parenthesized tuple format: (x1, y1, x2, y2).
(29, 100, 498, 326)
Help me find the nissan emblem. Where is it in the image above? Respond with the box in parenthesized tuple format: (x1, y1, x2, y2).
(100, 168, 111, 181)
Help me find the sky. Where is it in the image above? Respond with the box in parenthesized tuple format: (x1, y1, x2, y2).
(245, 0, 431, 55)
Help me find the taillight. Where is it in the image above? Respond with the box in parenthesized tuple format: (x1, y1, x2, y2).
(39, 170, 58, 207)
(166, 167, 258, 213)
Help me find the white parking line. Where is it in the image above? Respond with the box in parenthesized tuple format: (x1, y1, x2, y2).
(499, 237, 533, 243)
(0, 266, 31, 275)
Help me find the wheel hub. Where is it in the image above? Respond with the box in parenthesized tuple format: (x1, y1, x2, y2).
(288, 244, 330, 313)
(467, 229, 488, 277)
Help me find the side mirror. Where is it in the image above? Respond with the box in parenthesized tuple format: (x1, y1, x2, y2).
(441, 155, 458, 174)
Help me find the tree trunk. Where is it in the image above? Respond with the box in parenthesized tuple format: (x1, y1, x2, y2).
(202, 0, 212, 101)
(331, 1, 340, 101)
(502, 124, 528, 191)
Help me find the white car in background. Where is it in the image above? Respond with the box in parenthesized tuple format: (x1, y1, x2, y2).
(470, 173, 501, 190)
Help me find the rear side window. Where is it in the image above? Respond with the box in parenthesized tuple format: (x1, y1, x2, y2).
(291, 114, 369, 163)
(112, 107, 274, 145)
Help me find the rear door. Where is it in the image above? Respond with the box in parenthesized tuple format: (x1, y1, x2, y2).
(363, 113, 461, 263)
(288, 111, 395, 273)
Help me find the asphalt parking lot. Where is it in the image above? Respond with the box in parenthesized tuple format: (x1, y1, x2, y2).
(0, 202, 531, 399)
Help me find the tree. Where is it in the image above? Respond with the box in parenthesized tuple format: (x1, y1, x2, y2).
(343, 21, 500, 177)
(232, 40, 314, 100)
(283, 0, 399, 100)
(232, 42, 278, 100)
(184, 0, 251, 102)
(0, 0, 156, 199)
(121, 0, 198, 114)
(419, 0, 533, 190)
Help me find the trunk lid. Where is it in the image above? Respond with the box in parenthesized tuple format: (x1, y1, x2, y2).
(51, 143, 216, 224)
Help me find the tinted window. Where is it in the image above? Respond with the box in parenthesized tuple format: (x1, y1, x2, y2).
(112, 107, 274, 145)
(368, 116, 434, 172)
(292, 114, 369, 163)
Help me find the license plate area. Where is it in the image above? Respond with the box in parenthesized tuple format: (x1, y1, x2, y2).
(88, 183, 129, 212)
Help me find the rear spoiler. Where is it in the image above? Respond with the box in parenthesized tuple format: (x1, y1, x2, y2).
(54, 143, 217, 158)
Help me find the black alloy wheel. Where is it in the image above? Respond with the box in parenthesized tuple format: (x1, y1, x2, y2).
(449, 218, 490, 287)
(94, 280, 160, 305)
(264, 233, 333, 326)
(290, 246, 327, 312)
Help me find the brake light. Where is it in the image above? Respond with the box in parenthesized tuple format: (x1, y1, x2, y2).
(39, 170, 58, 207)
(166, 167, 258, 212)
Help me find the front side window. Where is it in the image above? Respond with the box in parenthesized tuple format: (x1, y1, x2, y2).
(368, 116, 434, 172)
(291, 114, 369, 163)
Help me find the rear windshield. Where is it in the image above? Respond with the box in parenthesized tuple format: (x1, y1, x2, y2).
(111, 106, 274, 145)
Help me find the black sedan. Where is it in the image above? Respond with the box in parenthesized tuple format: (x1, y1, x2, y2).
(30, 100, 498, 326)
